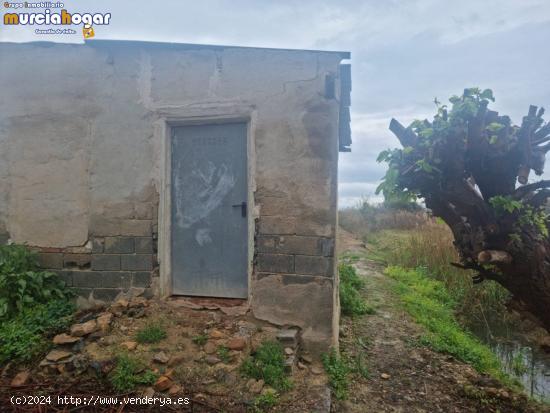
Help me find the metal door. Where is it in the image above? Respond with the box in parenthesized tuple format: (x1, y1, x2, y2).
(171, 123, 248, 298)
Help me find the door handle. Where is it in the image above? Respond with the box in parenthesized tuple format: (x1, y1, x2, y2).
(232, 201, 247, 218)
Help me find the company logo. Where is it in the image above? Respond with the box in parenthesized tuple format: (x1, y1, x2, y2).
(3, 4, 111, 38)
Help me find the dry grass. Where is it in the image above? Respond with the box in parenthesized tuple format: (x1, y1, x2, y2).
(339, 201, 510, 324)
(339, 204, 429, 237)
(380, 221, 510, 318)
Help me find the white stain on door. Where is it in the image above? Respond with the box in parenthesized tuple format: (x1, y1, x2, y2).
(195, 228, 212, 246)
(174, 161, 235, 229)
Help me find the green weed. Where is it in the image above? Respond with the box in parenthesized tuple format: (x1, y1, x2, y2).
(511, 350, 528, 376)
(339, 264, 374, 316)
(241, 341, 292, 392)
(0, 298, 74, 364)
(192, 334, 208, 346)
(352, 353, 370, 379)
(252, 389, 279, 412)
(109, 354, 158, 392)
(217, 346, 231, 363)
(135, 323, 167, 344)
(322, 348, 351, 400)
(385, 266, 509, 382)
(0, 244, 73, 319)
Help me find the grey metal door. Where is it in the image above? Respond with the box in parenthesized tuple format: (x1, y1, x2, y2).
(171, 123, 248, 298)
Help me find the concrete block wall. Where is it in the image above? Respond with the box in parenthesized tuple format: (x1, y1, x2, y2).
(33, 235, 157, 302)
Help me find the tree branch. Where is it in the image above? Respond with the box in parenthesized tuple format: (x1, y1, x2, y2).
(513, 180, 550, 199)
(478, 250, 513, 264)
(389, 118, 418, 147)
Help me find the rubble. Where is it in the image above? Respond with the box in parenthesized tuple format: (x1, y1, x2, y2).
(154, 376, 172, 392)
(53, 334, 81, 345)
(153, 351, 170, 364)
(45, 350, 73, 362)
(70, 320, 97, 337)
(10, 371, 30, 387)
(226, 337, 246, 351)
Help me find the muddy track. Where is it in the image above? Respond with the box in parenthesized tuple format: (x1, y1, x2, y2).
(335, 233, 548, 413)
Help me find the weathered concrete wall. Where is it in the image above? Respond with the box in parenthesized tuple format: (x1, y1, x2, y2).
(0, 40, 346, 353)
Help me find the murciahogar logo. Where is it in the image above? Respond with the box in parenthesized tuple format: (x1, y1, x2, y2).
(3, 9, 111, 26)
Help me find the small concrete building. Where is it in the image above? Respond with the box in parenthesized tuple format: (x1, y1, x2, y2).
(0, 40, 351, 352)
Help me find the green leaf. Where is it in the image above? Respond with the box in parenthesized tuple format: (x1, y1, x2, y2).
(481, 89, 495, 102)
(376, 150, 390, 163)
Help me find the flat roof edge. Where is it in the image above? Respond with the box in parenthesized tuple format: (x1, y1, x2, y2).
(0, 39, 350, 59)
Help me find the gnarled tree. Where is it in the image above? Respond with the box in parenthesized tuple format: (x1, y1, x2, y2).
(377, 88, 550, 329)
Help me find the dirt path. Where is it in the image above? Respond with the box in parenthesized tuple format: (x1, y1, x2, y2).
(335, 230, 547, 413)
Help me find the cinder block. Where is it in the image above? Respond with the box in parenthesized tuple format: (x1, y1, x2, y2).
(55, 270, 73, 287)
(133, 271, 152, 287)
(134, 237, 153, 254)
(63, 253, 91, 269)
(71, 271, 98, 288)
(93, 288, 122, 302)
(258, 235, 328, 256)
(73, 271, 131, 288)
(100, 272, 132, 288)
(91, 237, 104, 253)
(283, 236, 322, 256)
(72, 288, 93, 299)
(92, 255, 121, 271)
(121, 254, 152, 271)
(277, 328, 299, 347)
(257, 236, 278, 253)
(257, 253, 294, 273)
(319, 238, 335, 257)
(37, 252, 63, 269)
(294, 255, 333, 277)
(259, 216, 296, 235)
(104, 237, 134, 254)
(0, 232, 9, 245)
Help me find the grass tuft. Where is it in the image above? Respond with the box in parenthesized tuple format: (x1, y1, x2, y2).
(241, 341, 292, 392)
(252, 389, 279, 412)
(135, 323, 167, 344)
(322, 349, 351, 400)
(192, 334, 208, 346)
(217, 345, 231, 363)
(109, 354, 158, 392)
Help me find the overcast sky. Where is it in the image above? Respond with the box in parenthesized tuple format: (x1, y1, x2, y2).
(2, 0, 550, 207)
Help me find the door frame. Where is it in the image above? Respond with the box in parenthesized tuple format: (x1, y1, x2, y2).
(157, 108, 257, 299)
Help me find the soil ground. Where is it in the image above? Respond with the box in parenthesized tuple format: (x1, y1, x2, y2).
(2, 230, 549, 412)
(335, 229, 549, 413)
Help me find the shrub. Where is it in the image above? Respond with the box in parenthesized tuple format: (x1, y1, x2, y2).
(0, 298, 74, 364)
(0, 244, 72, 319)
(322, 349, 351, 400)
(109, 354, 158, 392)
(135, 323, 167, 344)
(241, 341, 292, 392)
